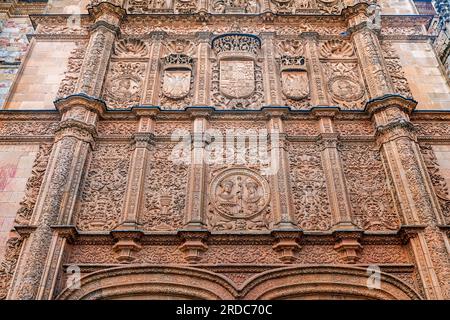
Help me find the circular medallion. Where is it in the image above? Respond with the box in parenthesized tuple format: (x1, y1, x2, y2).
(328, 76, 364, 102)
(210, 168, 270, 220)
(108, 75, 141, 102)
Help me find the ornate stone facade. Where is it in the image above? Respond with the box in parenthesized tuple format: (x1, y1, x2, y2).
(0, 0, 449, 300)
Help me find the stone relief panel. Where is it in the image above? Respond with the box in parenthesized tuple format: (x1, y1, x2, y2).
(0, 236, 23, 300)
(211, 0, 261, 13)
(57, 41, 88, 99)
(211, 34, 264, 109)
(14, 144, 52, 225)
(139, 143, 189, 230)
(381, 41, 413, 99)
(126, 0, 175, 13)
(76, 144, 131, 231)
(288, 142, 332, 230)
(340, 143, 401, 231)
(159, 39, 196, 109)
(207, 167, 272, 230)
(420, 144, 450, 223)
(276, 39, 311, 109)
(102, 61, 147, 109)
(97, 121, 137, 136)
(319, 39, 366, 110)
(322, 62, 366, 110)
(113, 38, 149, 58)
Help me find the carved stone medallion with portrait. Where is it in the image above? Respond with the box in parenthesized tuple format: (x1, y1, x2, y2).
(209, 168, 270, 223)
(328, 76, 364, 103)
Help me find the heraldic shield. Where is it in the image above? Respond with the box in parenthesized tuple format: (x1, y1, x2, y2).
(219, 60, 255, 99)
(280, 69, 309, 100)
(162, 69, 191, 99)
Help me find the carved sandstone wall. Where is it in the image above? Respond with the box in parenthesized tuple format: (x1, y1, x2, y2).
(0, 0, 449, 300)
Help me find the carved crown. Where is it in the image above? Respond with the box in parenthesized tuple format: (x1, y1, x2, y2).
(162, 53, 193, 71)
(212, 33, 261, 60)
(280, 55, 306, 72)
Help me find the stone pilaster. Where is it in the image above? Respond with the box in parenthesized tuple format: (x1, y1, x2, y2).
(302, 32, 329, 106)
(8, 94, 106, 300)
(183, 107, 212, 229)
(261, 33, 283, 106)
(143, 31, 166, 105)
(263, 108, 296, 229)
(263, 108, 302, 263)
(367, 94, 450, 299)
(312, 107, 362, 263)
(178, 108, 212, 263)
(77, 2, 126, 96)
(111, 108, 158, 262)
(347, 4, 393, 99)
(193, 32, 212, 106)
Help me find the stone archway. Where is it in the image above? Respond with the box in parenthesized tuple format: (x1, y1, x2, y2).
(56, 265, 237, 300)
(57, 265, 421, 300)
(240, 265, 422, 300)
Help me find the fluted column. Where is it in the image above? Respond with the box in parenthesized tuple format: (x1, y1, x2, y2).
(77, 2, 126, 96)
(367, 95, 450, 299)
(8, 95, 106, 300)
(347, 4, 393, 98)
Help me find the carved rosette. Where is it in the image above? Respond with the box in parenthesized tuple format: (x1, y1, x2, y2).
(207, 167, 271, 230)
(211, 33, 263, 109)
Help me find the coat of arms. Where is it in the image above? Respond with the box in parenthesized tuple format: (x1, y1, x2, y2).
(161, 53, 193, 100)
(219, 60, 255, 99)
(279, 55, 309, 100)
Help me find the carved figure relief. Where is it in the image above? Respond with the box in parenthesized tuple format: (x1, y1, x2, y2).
(270, 0, 313, 14)
(340, 143, 401, 231)
(127, 0, 173, 13)
(322, 62, 366, 110)
(288, 143, 332, 230)
(420, 144, 450, 222)
(140, 143, 188, 230)
(207, 167, 271, 230)
(381, 41, 413, 99)
(15, 144, 52, 225)
(76, 144, 131, 231)
(211, 0, 260, 13)
(103, 62, 146, 109)
(57, 41, 87, 98)
(212, 34, 263, 109)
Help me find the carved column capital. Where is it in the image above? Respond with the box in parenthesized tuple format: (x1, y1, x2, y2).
(366, 95, 418, 144)
(54, 93, 107, 119)
(397, 225, 426, 244)
(365, 94, 418, 118)
(87, 1, 126, 30)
